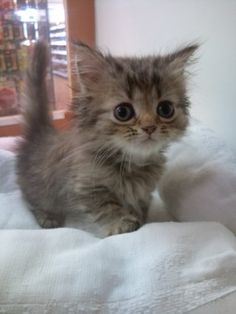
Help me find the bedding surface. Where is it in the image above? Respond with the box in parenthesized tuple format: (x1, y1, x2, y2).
(159, 120, 236, 234)
(0, 120, 236, 314)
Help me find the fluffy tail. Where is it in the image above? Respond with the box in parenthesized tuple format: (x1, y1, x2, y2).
(23, 41, 53, 140)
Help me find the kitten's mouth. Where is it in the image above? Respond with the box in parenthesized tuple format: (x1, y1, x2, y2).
(142, 136, 156, 143)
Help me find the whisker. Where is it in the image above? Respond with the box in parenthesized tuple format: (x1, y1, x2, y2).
(128, 150, 132, 173)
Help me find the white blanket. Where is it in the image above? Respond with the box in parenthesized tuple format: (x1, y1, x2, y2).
(160, 121, 236, 234)
(0, 121, 236, 314)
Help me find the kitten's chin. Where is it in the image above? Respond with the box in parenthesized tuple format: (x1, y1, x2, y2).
(119, 139, 166, 161)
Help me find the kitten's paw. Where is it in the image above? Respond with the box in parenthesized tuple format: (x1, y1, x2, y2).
(39, 217, 61, 228)
(105, 215, 141, 236)
(34, 211, 63, 228)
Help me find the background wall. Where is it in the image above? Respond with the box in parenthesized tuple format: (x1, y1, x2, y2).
(95, 0, 236, 153)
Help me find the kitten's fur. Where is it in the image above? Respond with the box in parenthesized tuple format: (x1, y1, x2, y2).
(17, 42, 197, 235)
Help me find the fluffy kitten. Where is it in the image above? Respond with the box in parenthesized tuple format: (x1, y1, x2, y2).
(17, 41, 197, 236)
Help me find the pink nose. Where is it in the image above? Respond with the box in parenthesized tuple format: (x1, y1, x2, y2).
(141, 125, 157, 135)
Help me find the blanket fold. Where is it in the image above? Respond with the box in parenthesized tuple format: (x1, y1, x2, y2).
(0, 223, 236, 314)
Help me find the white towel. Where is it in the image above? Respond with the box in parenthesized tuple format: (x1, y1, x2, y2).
(0, 119, 236, 313)
(0, 218, 236, 313)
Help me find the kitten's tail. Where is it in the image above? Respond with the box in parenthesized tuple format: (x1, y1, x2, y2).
(23, 41, 53, 140)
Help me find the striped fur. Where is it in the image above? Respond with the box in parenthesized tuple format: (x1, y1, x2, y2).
(17, 41, 198, 236)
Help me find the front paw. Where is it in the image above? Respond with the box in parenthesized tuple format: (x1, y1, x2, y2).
(34, 210, 64, 228)
(104, 215, 141, 236)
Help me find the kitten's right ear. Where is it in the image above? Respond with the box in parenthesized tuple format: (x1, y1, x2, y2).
(72, 42, 108, 93)
(164, 43, 199, 75)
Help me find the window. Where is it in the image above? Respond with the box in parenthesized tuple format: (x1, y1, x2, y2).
(0, 0, 95, 136)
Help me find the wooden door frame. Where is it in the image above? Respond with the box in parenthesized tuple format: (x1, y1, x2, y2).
(64, 0, 95, 101)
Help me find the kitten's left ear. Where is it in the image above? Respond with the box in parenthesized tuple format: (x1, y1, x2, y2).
(165, 44, 199, 73)
(72, 41, 108, 93)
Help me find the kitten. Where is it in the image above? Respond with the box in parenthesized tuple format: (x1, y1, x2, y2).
(17, 41, 197, 236)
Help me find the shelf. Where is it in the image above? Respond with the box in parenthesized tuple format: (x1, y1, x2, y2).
(51, 49, 67, 56)
(50, 22, 67, 79)
(50, 40, 67, 46)
(52, 59, 67, 66)
(50, 31, 66, 38)
(50, 24, 65, 32)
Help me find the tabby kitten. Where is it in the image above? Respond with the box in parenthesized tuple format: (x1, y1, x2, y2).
(17, 41, 197, 236)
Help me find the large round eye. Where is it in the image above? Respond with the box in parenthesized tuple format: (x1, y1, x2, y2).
(114, 103, 135, 122)
(157, 100, 175, 119)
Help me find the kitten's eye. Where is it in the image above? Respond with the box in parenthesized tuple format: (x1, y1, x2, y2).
(114, 103, 135, 122)
(157, 101, 175, 119)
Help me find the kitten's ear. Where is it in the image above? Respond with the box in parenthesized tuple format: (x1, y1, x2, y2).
(164, 44, 199, 73)
(72, 42, 108, 92)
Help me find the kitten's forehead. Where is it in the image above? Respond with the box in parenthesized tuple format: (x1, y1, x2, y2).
(107, 56, 185, 101)
(107, 57, 160, 96)
(126, 60, 161, 98)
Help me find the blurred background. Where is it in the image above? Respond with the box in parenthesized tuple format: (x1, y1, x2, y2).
(0, 0, 68, 116)
(0, 0, 236, 153)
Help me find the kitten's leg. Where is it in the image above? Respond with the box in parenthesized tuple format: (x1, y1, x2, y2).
(94, 202, 143, 236)
(33, 209, 65, 228)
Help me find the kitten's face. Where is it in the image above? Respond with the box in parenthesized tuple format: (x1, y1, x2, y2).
(73, 43, 197, 159)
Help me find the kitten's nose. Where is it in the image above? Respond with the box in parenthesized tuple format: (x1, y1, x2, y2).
(141, 125, 157, 135)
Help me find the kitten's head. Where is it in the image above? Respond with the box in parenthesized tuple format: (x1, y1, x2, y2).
(72, 42, 198, 159)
